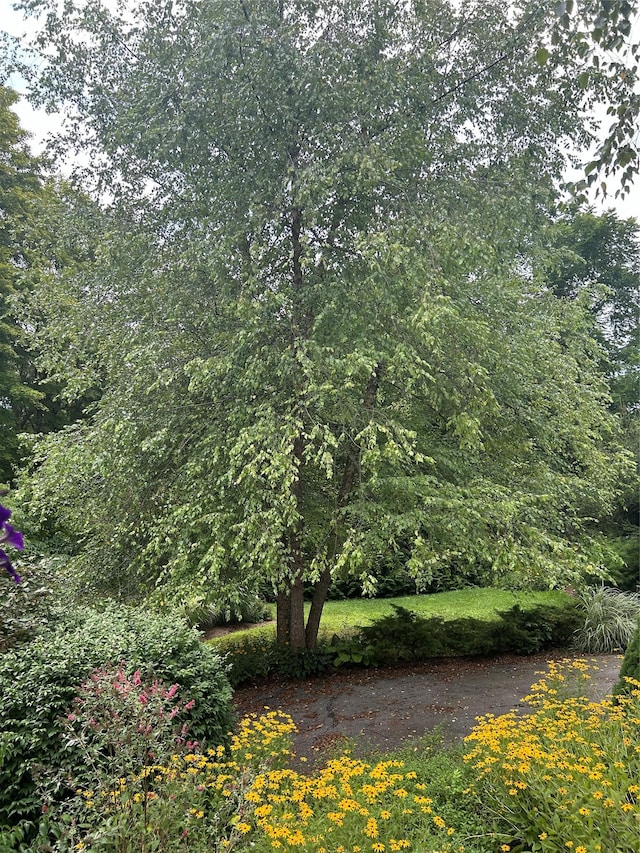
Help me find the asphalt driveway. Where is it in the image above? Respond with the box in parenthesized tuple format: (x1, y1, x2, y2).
(232, 652, 622, 764)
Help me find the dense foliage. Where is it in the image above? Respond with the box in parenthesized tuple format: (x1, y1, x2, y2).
(613, 624, 640, 696)
(0, 605, 232, 832)
(0, 86, 44, 482)
(6, 0, 633, 649)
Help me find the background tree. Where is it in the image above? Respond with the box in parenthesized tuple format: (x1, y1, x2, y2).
(0, 85, 98, 484)
(13, 0, 634, 647)
(0, 85, 48, 483)
(543, 208, 639, 588)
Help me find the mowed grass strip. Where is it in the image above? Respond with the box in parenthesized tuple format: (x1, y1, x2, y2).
(208, 588, 571, 644)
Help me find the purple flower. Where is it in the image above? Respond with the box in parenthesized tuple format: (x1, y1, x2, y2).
(1, 523, 24, 551)
(0, 503, 23, 583)
(0, 549, 21, 584)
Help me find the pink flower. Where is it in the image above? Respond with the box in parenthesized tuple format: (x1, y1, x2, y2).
(139, 694, 148, 705)
(184, 700, 195, 712)
(166, 684, 179, 699)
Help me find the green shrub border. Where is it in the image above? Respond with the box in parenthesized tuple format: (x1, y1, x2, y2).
(214, 600, 581, 687)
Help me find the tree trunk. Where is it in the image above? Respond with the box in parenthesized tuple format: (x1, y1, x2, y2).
(303, 363, 383, 649)
(276, 590, 291, 646)
(305, 566, 332, 649)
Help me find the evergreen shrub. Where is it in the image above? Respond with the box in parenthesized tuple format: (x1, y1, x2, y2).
(220, 600, 580, 685)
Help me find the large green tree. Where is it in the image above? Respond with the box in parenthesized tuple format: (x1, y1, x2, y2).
(15, 0, 633, 647)
(544, 209, 639, 412)
(0, 85, 48, 482)
(543, 208, 639, 586)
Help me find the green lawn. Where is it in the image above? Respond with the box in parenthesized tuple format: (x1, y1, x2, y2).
(209, 587, 571, 644)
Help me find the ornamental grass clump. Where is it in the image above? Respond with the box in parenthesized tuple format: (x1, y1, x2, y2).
(573, 586, 640, 653)
(463, 658, 640, 853)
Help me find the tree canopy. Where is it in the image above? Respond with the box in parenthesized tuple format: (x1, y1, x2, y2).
(10, 0, 636, 647)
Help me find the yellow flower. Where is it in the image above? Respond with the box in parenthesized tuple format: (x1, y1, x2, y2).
(364, 817, 379, 838)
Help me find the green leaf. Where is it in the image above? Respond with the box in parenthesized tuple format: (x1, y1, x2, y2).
(536, 47, 551, 66)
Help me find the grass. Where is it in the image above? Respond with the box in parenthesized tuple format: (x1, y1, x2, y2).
(210, 588, 571, 644)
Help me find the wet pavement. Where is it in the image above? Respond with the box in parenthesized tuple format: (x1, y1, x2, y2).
(233, 652, 622, 764)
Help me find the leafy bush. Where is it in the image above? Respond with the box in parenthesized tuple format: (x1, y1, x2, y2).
(0, 560, 58, 651)
(37, 710, 297, 853)
(613, 624, 640, 697)
(0, 604, 232, 834)
(573, 586, 640, 653)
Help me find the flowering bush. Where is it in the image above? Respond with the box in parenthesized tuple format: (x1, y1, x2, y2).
(243, 751, 467, 853)
(42, 710, 298, 853)
(0, 604, 232, 833)
(43, 709, 487, 853)
(61, 664, 197, 782)
(463, 658, 640, 852)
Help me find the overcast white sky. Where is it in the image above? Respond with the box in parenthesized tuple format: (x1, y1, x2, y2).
(1, 0, 638, 220)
